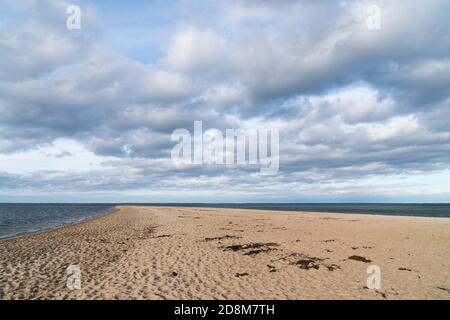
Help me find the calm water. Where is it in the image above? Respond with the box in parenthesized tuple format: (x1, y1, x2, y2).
(1, 203, 449, 240)
(137, 203, 450, 218)
(0, 204, 114, 240)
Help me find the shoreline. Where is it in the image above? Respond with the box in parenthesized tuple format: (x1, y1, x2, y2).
(0, 206, 119, 243)
(2, 205, 449, 242)
(1, 205, 449, 299)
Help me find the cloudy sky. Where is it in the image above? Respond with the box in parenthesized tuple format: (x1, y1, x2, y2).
(0, 0, 449, 203)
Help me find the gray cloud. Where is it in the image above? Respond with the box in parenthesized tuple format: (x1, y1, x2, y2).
(0, 0, 449, 198)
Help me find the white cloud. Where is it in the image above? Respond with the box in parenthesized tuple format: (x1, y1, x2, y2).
(0, 138, 116, 174)
(163, 27, 228, 76)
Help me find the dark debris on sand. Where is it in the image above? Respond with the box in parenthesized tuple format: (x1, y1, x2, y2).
(348, 255, 372, 263)
(204, 235, 241, 242)
(267, 264, 277, 272)
(437, 287, 450, 294)
(398, 267, 412, 271)
(235, 272, 249, 277)
(279, 252, 340, 271)
(293, 259, 321, 270)
(221, 242, 279, 256)
(153, 234, 171, 238)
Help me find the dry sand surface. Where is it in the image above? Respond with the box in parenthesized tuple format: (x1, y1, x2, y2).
(0, 205, 449, 300)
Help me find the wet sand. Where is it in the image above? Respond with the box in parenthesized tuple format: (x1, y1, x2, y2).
(1, 205, 449, 299)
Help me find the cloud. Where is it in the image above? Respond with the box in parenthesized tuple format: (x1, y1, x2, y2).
(0, 0, 449, 200)
(163, 28, 228, 75)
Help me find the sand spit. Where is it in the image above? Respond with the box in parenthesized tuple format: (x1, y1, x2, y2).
(1, 206, 449, 299)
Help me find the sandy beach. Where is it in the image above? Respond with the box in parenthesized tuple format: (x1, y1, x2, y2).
(0, 205, 449, 300)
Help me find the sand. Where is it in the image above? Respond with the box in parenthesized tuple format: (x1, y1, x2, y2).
(0, 205, 449, 300)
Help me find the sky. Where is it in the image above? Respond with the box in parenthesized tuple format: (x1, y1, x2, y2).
(0, 0, 449, 203)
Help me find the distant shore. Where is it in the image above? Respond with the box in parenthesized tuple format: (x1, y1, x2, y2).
(1, 206, 449, 299)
